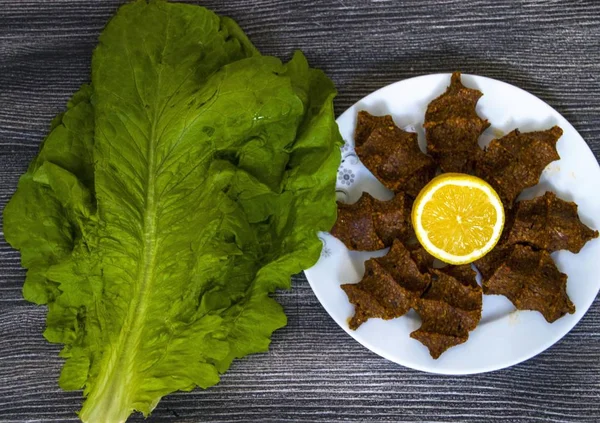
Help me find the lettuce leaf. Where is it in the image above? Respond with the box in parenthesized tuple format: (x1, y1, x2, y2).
(3, 1, 341, 422)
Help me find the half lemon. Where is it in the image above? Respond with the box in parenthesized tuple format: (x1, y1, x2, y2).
(412, 173, 505, 265)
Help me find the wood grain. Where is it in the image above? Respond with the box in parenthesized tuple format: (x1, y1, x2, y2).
(1, 0, 599, 422)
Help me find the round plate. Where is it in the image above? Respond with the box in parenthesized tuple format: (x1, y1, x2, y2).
(304, 73, 600, 375)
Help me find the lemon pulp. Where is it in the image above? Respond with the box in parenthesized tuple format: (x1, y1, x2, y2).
(412, 173, 505, 265)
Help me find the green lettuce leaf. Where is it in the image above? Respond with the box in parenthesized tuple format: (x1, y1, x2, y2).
(3, 1, 341, 422)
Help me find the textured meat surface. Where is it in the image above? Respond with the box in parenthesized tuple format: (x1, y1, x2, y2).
(507, 191, 598, 253)
(411, 269, 482, 359)
(476, 126, 562, 206)
(354, 110, 396, 148)
(331, 192, 413, 251)
(424, 71, 489, 173)
(342, 240, 430, 329)
(357, 125, 436, 197)
(483, 244, 575, 323)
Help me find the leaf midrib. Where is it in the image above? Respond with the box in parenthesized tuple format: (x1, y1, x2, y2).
(80, 34, 169, 422)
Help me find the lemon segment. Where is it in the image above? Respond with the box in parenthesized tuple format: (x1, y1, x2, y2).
(412, 173, 505, 265)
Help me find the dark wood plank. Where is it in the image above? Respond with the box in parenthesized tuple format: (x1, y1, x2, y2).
(0, 0, 599, 422)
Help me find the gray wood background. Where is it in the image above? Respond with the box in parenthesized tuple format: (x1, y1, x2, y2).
(1, 0, 599, 422)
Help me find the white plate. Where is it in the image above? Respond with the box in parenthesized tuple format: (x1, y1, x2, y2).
(305, 73, 600, 375)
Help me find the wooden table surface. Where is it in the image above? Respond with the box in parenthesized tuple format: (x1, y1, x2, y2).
(1, 1, 599, 422)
